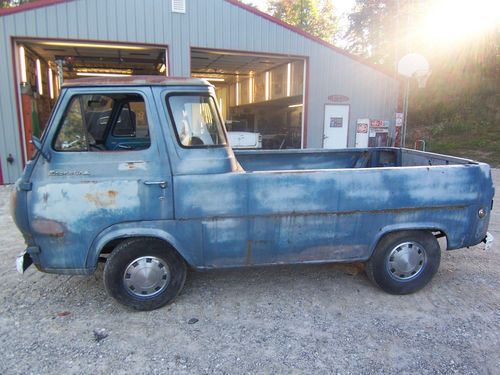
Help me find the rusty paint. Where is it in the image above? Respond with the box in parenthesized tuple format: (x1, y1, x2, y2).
(63, 76, 208, 87)
(31, 218, 65, 237)
(84, 190, 118, 208)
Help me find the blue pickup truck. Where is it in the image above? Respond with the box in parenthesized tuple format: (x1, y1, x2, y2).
(11, 77, 494, 310)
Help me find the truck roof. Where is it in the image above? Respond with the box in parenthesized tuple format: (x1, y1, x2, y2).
(63, 75, 211, 87)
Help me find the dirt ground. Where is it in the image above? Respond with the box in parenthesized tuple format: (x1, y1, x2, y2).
(0, 170, 498, 375)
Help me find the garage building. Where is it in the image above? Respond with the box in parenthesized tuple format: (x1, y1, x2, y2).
(0, 0, 399, 184)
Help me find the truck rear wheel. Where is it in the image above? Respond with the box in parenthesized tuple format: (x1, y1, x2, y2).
(104, 237, 187, 311)
(366, 231, 440, 294)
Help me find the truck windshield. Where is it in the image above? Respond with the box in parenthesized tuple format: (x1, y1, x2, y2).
(167, 95, 226, 147)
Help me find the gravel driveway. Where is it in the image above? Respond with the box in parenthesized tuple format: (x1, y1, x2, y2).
(0, 170, 499, 375)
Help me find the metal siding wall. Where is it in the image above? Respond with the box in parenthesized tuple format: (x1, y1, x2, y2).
(0, 0, 399, 183)
(0, 17, 23, 183)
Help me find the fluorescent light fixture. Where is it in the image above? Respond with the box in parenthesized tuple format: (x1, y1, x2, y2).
(48, 68, 54, 99)
(287, 63, 291, 97)
(40, 41, 146, 50)
(265, 71, 270, 101)
(219, 97, 223, 111)
(249, 77, 254, 103)
(159, 63, 166, 73)
(288, 103, 303, 108)
(76, 72, 132, 77)
(36, 59, 43, 95)
(202, 77, 225, 82)
(19, 46, 27, 83)
(236, 81, 240, 106)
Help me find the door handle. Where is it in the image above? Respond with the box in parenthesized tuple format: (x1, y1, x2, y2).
(143, 180, 168, 189)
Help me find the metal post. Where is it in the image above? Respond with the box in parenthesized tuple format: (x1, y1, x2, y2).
(56, 59, 64, 87)
(402, 79, 410, 148)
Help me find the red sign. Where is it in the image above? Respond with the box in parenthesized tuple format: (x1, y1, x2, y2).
(356, 123, 368, 133)
(370, 119, 384, 128)
(327, 94, 349, 103)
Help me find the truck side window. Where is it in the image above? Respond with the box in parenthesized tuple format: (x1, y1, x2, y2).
(53, 96, 89, 151)
(53, 93, 150, 152)
(167, 95, 227, 147)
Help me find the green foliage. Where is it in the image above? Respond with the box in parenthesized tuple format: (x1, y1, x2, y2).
(1, 0, 38, 8)
(267, 0, 338, 42)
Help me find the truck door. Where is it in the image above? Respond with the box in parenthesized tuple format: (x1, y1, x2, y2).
(28, 87, 173, 271)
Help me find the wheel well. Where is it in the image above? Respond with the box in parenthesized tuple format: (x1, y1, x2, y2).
(98, 236, 186, 264)
(371, 229, 448, 258)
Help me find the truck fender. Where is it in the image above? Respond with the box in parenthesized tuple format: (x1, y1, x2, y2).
(86, 223, 199, 270)
(367, 222, 449, 259)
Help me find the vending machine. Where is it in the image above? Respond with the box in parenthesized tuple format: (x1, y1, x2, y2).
(368, 120, 389, 147)
(355, 119, 370, 148)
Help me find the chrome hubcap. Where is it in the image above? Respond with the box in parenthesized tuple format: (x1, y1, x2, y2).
(386, 241, 427, 281)
(123, 256, 170, 297)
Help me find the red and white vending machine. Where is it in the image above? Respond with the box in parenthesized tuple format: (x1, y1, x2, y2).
(368, 120, 389, 147)
(355, 119, 370, 148)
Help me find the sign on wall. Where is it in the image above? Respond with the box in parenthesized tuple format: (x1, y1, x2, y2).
(327, 94, 349, 103)
(330, 117, 343, 128)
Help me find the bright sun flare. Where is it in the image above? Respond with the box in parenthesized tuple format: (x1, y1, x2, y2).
(423, 0, 499, 42)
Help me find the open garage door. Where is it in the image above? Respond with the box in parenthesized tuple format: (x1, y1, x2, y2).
(13, 38, 167, 160)
(191, 48, 306, 149)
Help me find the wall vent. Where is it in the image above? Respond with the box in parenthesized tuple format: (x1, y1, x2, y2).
(172, 0, 186, 13)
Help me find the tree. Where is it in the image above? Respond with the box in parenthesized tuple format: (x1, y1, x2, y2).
(344, 0, 499, 164)
(343, 0, 413, 67)
(1, 0, 39, 7)
(267, 0, 338, 42)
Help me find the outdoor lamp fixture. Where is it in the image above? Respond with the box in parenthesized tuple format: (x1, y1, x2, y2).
(19, 46, 27, 84)
(36, 59, 43, 95)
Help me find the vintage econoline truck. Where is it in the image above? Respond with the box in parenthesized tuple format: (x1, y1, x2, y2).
(11, 77, 494, 310)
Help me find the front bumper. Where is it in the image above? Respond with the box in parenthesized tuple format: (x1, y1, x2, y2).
(15, 246, 40, 274)
(483, 232, 494, 251)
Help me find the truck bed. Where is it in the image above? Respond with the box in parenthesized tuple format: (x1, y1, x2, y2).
(234, 147, 476, 172)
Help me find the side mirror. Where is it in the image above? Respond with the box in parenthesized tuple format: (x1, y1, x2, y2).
(31, 136, 51, 162)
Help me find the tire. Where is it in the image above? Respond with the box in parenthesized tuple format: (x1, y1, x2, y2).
(366, 230, 440, 295)
(104, 237, 187, 311)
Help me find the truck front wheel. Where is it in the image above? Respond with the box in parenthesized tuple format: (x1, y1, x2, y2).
(366, 230, 441, 294)
(104, 237, 187, 310)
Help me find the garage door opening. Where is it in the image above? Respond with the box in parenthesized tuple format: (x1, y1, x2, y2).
(191, 48, 306, 149)
(13, 38, 168, 160)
